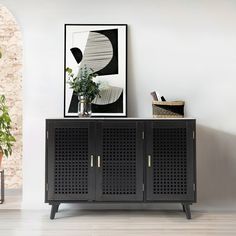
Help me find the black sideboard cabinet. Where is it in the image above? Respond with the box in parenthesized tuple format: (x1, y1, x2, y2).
(45, 119, 196, 219)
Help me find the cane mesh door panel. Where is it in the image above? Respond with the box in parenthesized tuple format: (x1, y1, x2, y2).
(146, 121, 194, 201)
(102, 128, 136, 195)
(54, 128, 88, 195)
(153, 128, 187, 196)
(96, 122, 143, 201)
(47, 123, 93, 201)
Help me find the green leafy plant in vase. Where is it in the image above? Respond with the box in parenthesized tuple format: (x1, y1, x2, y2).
(66, 65, 100, 117)
(0, 95, 16, 168)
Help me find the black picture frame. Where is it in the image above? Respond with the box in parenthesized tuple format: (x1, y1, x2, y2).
(64, 24, 128, 117)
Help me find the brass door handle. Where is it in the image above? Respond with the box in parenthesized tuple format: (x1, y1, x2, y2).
(148, 155, 151, 167)
(90, 155, 94, 167)
(97, 156, 101, 168)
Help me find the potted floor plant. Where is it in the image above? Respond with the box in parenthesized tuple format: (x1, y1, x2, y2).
(66, 65, 100, 117)
(0, 95, 16, 168)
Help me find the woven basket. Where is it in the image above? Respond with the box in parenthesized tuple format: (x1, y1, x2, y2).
(152, 101, 185, 118)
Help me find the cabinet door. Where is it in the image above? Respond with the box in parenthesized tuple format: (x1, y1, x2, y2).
(145, 120, 196, 202)
(46, 121, 95, 201)
(96, 121, 143, 201)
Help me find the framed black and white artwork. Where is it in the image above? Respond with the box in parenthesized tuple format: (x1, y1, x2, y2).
(64, 24, 127, 117)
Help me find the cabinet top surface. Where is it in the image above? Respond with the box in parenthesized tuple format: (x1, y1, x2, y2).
(46, 117, 196, 120)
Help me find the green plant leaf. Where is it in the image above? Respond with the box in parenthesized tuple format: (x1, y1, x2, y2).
(66, 67, 73, 74)
(65, 66, 100, 100)
(0, 95, 16, 158)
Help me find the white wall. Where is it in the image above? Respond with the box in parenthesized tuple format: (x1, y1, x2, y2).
(2, 0, 236, 210)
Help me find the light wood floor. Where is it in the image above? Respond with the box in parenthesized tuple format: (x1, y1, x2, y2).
(0, 209, 236, 236)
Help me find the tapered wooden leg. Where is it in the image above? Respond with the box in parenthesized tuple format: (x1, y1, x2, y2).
(55, 204, 60, 212)
(182, 203, 185, 212)
(50, 204, 59, 220)
(183, 203, 191, 219)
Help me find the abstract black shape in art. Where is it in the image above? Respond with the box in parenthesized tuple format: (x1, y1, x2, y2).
(92, 29, 118, 76)
(68, 92, 79, 113)
(70, 47, 83, 64)
(91, 92, 123, 113)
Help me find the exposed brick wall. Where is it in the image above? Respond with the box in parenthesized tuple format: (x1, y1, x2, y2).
(0, 5, 22, 188)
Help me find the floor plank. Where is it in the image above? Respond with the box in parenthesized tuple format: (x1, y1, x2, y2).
(0, 210, 236, 236)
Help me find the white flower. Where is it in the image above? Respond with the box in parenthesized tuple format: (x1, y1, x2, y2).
(99, 81, 110, 91)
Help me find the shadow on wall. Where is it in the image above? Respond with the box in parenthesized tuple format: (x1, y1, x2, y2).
(196, 124, 236, 211)
(127, 27, 138, 117)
